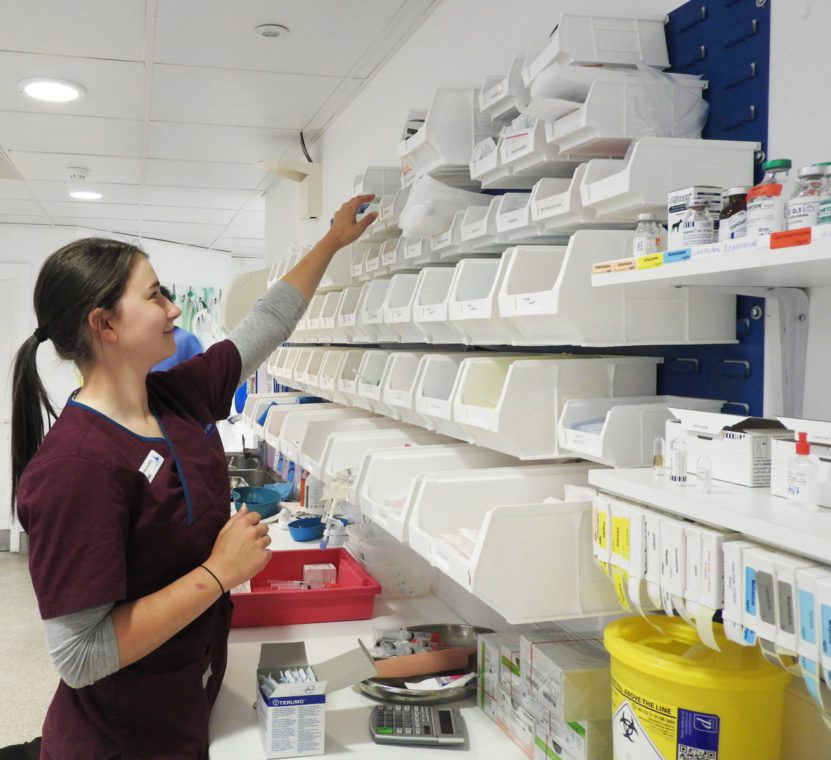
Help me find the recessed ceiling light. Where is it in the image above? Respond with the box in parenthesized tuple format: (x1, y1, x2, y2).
(68, 190, 102, 201)
(19, 78, 85, 103)
(254, 23, 289, 38)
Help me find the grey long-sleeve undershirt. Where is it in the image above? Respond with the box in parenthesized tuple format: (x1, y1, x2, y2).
(41, 279, 308, 688)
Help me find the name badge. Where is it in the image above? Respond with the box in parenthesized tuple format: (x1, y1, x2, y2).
(139, 450, 165, 483)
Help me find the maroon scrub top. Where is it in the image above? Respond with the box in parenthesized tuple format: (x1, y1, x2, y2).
(17, 339, 242, 760)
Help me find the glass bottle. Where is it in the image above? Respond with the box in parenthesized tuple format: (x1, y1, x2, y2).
(669, 437, 687, 484)
(652, 435, 666, 477)
(746, 158, 792, 237)
(817, 165, 831, 225)
(681, 200, 715, 246)
(718, 187, 750, 242)
(632, 214, 666, 256)
(786, 432, 818, 508)
(786, 164, 826, 229)
(696, 455, 712, 493)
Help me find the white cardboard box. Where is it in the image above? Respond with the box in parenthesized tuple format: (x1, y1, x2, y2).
(667, 185, 722, 249)
(478, 632, 521, 722)
(257, 641, 376, 759)
(722, 540, 759, 647)
(667, 409, 792, 487)
(534, 716, 612, 760)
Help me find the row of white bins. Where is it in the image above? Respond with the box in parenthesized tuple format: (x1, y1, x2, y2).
(293, 232, 737, 346)
(268, 346, 664, 460)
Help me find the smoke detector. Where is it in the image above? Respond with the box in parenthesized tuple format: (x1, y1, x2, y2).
(254, 24, 290, 39)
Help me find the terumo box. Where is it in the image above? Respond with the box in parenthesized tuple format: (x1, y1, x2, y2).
(667, 186, 722, 249)
(257, 641, 376, 759)
(667, 409, 792, 487)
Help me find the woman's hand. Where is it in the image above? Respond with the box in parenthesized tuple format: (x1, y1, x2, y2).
(204, 506, 271, 590)
(324, 193, 378, 250)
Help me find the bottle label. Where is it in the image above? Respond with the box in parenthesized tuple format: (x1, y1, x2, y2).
(787, 468, 811, 501)
(632, 234, 661, 256)
(718, 210, 747, 242)
(681, 219, 714, 246)
(747, 187, 786, 237)
(818, 199, 831, 226)
(786, 199, 820, 229)
(670, 449, 687, 483)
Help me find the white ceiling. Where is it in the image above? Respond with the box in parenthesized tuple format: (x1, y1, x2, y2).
(0, 0, 437, 256)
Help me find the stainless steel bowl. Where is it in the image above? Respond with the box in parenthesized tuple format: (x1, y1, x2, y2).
(356, 623, 493, 705)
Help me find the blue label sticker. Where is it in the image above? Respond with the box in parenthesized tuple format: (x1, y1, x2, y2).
(678, 708, 719, 756)
(745, 568, 757, 615)
(821, 603, 831, 657)
(267, 694, 326, 708)
(664, 247, 692, 263)
(800, 657, 824, 708)
(799, 590, 816, 644)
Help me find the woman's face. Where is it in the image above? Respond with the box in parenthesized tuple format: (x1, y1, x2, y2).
(108, 256, 182, 369)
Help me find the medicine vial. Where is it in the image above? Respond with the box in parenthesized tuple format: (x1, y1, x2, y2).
(669, 437, 687, 484)
(632, 214, 666, 256)
(786, 432, 818, 508)
(718, 187, 749, 242)
(652, 435, 666, 477)
(695, 455, 712, 493)
(786, 164, 826, 229)
(746, 158, 792, 236)
(681, 200, 714, 246)
(818, 165, 831, 225)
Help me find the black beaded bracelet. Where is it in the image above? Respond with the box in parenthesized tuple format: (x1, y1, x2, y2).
(199, 564, 226, 595)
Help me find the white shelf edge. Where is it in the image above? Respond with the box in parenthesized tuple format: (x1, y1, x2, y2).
(588, 467, 831, 564)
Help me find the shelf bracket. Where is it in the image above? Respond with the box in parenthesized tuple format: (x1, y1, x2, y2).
(691, 285, 809, 417)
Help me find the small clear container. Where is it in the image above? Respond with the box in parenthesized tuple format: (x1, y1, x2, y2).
(786, 164, 827, 229)
(632, 213, 666, 256)
(681, 200, 715, 246)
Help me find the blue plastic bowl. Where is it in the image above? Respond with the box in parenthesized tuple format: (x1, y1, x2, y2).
(232, 486, 281, 520)
(288, 517, 325, 542)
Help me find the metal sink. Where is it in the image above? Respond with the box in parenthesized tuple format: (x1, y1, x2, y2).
(226, 452, 260, 470)
(228, 468, 280, 488)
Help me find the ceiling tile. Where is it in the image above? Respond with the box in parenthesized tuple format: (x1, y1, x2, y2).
(154, 0, 406, 77)
(150, 65, 340, 130)
(0, 214, 51, 224)
(148, 122, 297, 164)
(52, 217, 140, 235)
(0, 52, 145, 120)
(43, 201, 140, 220)
(0, 179, 32, 199)
(141, 205, 235, 225)
(0, 0, 146, 61)
(8, 152, 144, 184)
(142, 186, 254, 210)
(226, 211, 264, 229)
(242, 194, 266, 212)
(145, 159, 269, 190)
(140, 220, 227, 238)
(27, 180, 141, 204)
(0, 113, 142, 157)
(304, 78, 365, 132)
(0, 199, 44, 215)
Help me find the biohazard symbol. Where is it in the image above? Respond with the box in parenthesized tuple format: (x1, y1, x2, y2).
(619, 706, 639, 743)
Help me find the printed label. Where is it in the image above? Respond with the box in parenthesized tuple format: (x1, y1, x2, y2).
(139, 450, 164, 483)
(718, 210, 748, 242)
(592, 261, 614, 275)
(633, 234, 661, 257)
(612, 515, 631, 562)
(637, 253, 663, 270)
(611, 258, 638, 272)
(786, 199, 820, 228)
(664, 248, 692, 264)
(778, 580, 796, 635)
(681, 219, 715, 246)
(747, 187, 786, 237)
(819, 198, 831, 225)
(821, 603, 831, 658)
(799, 589, 817, 644)
(612, 566, 632, 611)
(745, 567, 757, 615)
(594, 507, 609, 549)
(771, 227, 812, 249)
(757, 570, 776, 625)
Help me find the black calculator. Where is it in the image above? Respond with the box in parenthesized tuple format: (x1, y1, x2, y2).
(370, 704, 466, 746)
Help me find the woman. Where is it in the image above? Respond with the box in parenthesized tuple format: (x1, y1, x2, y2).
(10, 194, 377, 759)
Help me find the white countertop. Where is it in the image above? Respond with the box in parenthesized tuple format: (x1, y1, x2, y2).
(208, 525, 527, 759)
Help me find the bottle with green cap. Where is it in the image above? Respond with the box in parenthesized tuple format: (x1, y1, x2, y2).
(746, 158, 792, 237)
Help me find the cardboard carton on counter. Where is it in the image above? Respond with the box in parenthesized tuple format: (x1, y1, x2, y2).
(257, 640, 377, 759)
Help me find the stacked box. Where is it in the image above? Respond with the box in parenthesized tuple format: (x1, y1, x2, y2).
(533, 716, 612, 760)
(477, 632, 520, 722)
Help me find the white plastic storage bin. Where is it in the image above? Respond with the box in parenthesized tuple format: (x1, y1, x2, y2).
(242, 391, 302, 429)
(557, 395, 723, 466)
(356, 279, 396, 343)
(266, 346, 287, 379)
(268, 347, 301, 386)
(378, 185, 411, 235)
(262, 401, 341, 451)
(332, 286, 363, 344)
(315, 290, 343, 343)
(411, 268, 468, 344)
(382, 274, 422, 343)
(363, 244, 384, 277)
(497, 232, 737, 345)
(317, 246, 353, 292)
(412, 352, 477, 440)
(522, 14, 669, 82)
(407, 463, 618, 622)
(497, 118, 581, 183)
(304, 295, 328, 343)
(522, 62, 606, 121)
(277, 406, 373, 463)
(459, 196, 507, 252)
(298, 348, 328, 392)
(297, 417, 416, 481)
(313, 426, 452, 485)
(546, 70, 707, 159)
(530, 165, 608, 234)
(399, 89, 499, 187)
(429, 211, 466, 262)
(447, 256, 518, 345)
(381, 351, 428, 426)
(494, 192, 568, 245)
(403, 237, 439, 268)
(336, 348, 371, 405)
(351, 244, 368, 283)
(452, 354, 661, 459)
(266, 259, 286, 289)
(354, 350, 395, 415)
(356, 444, 520, 542)
(479, 57, 529, 122)
(580, 137, 758, 222)
(380, 237, 409, 274)
(287, 348, 315, 387)
(354, 166, 401, 197)
(469, 136, 512, 190)
(317, 349, 355, 403)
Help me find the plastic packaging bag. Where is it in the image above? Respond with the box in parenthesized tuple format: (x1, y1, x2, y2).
(630, 64, 708, 139)
(398, 176, 490, 238)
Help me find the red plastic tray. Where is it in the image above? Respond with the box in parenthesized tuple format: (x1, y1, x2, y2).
(230, 548, 382, 628)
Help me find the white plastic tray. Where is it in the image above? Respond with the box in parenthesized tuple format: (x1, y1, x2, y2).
(452, 354, 661, 459)
(411, 267, 468, 345)
(317, 349, 358, 403)
(336, 349, 372, 405)
(412, 352, 479, 440)
(557, 395, 723, 467)
(356, 444, 521, 542)
(399, 89, 499, 188)
(242, 391, 303, 429)
(496, 232, 737, 345)
(407, 462, 618, 622)
(447, 256, 518, 345)
(277, 407, 373, 463)
(356, 279, 396, 343)
(479, 57, 529, 122)
(403, 237, 440, 268)
(354, 166, 401, 196)
(382, 274, 423, 343)
(380, 237, 410, 274)
(315, 290, 344, 343)
(354, 350, 394, 415)
(497, 118, 581, 182)
(459, 196, 509, 252)
(317, 246, 353, 293)
(262, 401, 341, 451)
(580, 137, 759, 222)
(333, 286, 364, 344)
(381, 351, 429, 426)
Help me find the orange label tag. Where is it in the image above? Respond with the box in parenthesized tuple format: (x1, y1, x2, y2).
(592, 261, 615, 275)
(611, 258, 637, 272)
(771, 227, 812, 249)
(746, 182, 784, 201)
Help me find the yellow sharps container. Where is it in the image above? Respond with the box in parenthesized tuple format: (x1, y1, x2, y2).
(604, 615, 791, 760)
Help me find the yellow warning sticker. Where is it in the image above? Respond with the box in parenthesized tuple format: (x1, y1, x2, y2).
(611, 567, 632, 612)
(612, 516, 630, 562)
(611, 676, 675, 759)
(636, 253, 663, 270)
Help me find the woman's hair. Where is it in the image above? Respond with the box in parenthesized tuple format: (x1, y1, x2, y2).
(10, 237, 147, 512)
